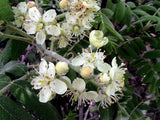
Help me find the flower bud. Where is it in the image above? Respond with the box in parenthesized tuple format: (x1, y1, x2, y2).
(59, 0, 68, 9)
(27, 1, 36, 8)
(80, 66, 93, 79)
(89, 30, 108, 48)
(55, 62, 69, 75)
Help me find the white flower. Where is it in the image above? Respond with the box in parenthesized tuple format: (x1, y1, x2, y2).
(89, 30, 108, 48)
(71, 50, 110, 72)
(12, 2, 28, 27)
(49, 23, 72, 48)
(109, 57, 126, 81)
(31, 59, 68, 103)
(98, 73, 110, 85)
(24, 7, 58, 45)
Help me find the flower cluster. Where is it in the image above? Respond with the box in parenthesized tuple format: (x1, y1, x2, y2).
(12, 0, 100, 48)
(12, 1, 127, 108)
(71, 49, 126, 108)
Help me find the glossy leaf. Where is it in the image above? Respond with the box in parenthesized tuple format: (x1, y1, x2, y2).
(10, 80, 62, 120)
(0, 95, 35, 120)
(0, 0, 14, 21)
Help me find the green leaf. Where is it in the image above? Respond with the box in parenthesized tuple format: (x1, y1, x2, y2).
(0, 74, 11, 89)
(143, 71, 154, 83)
(0, 40, 28, 66)
(133, 9, 149, 16)
(127, 2, 136, 9)
(155, 22, 160, 32)
(101, 8, 114, 19)
(100, 12, 115, 29)
(138, 5, 157, 15)
(137, 64, 151, 75)
(107, 0, 116, 13)
(115, 103, 129, 120)
(0, 95, 35, 120)
(135, 15, 160, 24)
(10, 80, 62, 120)
(0, 0, 14, 21)
(123, 6, 132, 26)
(0, 61, 27, 77)
(144, 50, 160, 59)
(154, 62, 160, 71)
(135, 38, 146, 51)
(114, 1, 125, 22)
(122, 44, 138, 58)
(99, 104, 116, 120)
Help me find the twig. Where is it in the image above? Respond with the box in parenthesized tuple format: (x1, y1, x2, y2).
(0, 32, 33, 44)
(79, 104, 84, 120)
(6, 25, 34, 40)
(0, 75, 27, 95)
(84, 101, 94, 120)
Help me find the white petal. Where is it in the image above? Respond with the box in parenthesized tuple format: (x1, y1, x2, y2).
(50, 79, 67, 95)
(43, 9, 56, 23)
(19, 3, 27, 13)
(39, 86, 53, 103)
(60, 76, 71, 84)
(71, 56, 85, 66)
(84, 91, 98, 101)
(66, 12, 77, 24)
(47, 62, 55, 78)
(96, 61, 111, 73)
(72, 78, 86, 92)
(29, 7, 41, 22)
(105, 84, 116, 96)
(18, 2, 28, 14)
(39, 59, 48, 74)
(45, 25, 61, 36)
(23, 23, 36, 34)
(36, 30, 46, 45)
(31, 76, 43, 89)
(111, 57, 118, 67)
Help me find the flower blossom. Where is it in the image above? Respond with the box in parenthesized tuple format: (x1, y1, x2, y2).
(12, 2, 28, 27)
(31, 59, 68, 103)
(71, 49, 110, 73)
(24, 7, 60, 45)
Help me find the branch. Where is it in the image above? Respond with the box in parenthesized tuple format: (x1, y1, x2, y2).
(0, 32, 33, 44)
(0, 75, 27, 95)
(6, 25, 34, 40)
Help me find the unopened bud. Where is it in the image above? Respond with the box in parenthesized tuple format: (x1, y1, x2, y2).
(27, 1, 36, 8)
(80, 66, 93, 79)
(59, 0, 68, 9)
(89, 30, 108, 48)
(55, 62, 69, 75)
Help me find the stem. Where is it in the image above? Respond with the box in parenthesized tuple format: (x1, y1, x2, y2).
(64, 39, 80, 57)
(0, 32, 33, 44)
(44, 50, 70, 64)
(6, 25, 34, 40)
(0, 75, 27, 95)
(56, 12, 66, 20)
